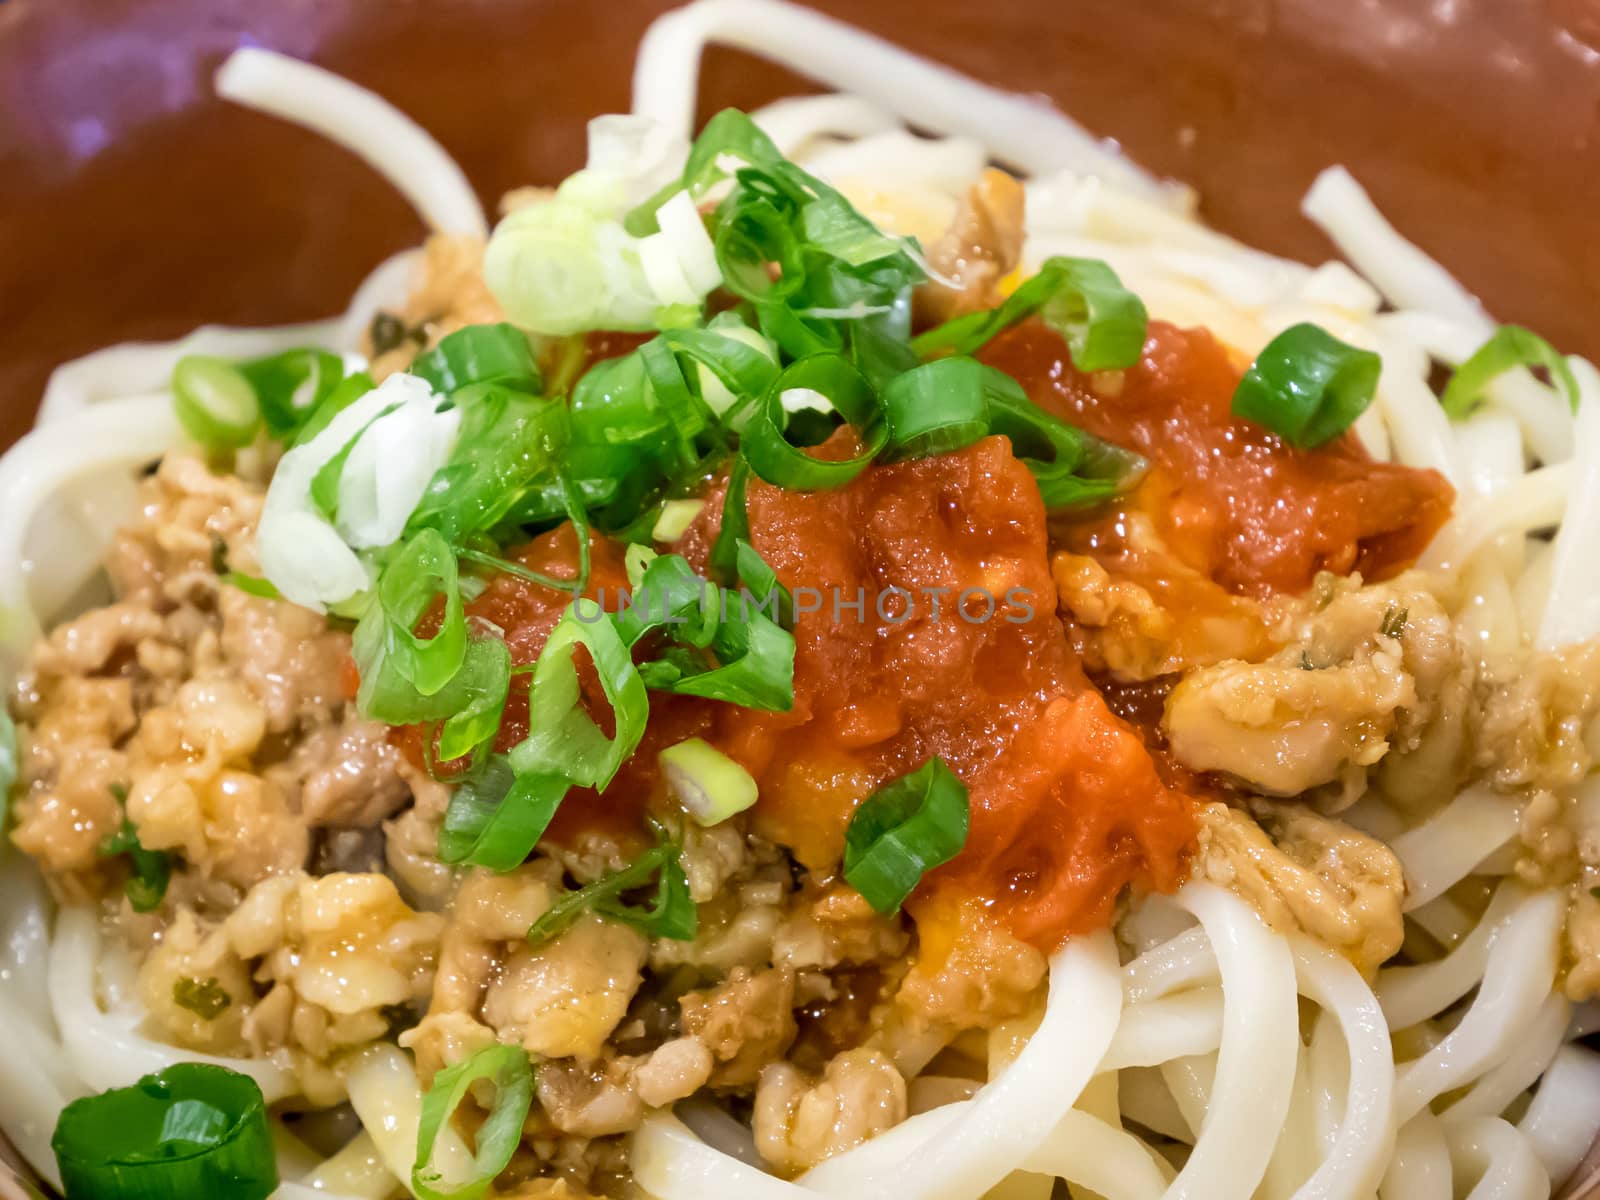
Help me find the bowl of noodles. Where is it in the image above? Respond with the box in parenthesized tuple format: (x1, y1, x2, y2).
(4, 2, 1600, 1199)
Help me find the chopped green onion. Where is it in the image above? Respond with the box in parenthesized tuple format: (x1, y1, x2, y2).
(358, 636, 511, 764)
(742, 355, 886, 490)
(913, 256, 1148, 372)
(715, 190, 807, 302)
(98, 788, 172, 913)
(1231, 322, 1382, 449)
(0, 708, 15, 831)
(660, 738, 758, 826)
(173, 977, 232, 1020)
(52, 1063, 276, 1200)
(709, 453, 752, 586)
(413, 1044, 533, 1200)
(172, 355, 262, 450)
(526, 828, 697, 945)
(652, 498, 704, 542)
(288, 371, 375, 450)
(222, 572, 281, 600)
(880, 357, 996, 460)
(406, 386, 567, 544)
(409, 323, 543, 396)
(439, 758, 568, 871)
(982, 378, 1147, 509)
(615, 547, 795, 710)
(843, 758, 970, 914)
(455, 469, 592, 596)
(1440, 324, 1580, 418)
(509, 603, 649, 790)
(372, 529, 468, 696)
(239, 348, 347, 439)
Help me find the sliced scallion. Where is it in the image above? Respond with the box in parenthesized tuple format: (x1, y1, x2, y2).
(1231, 322, 1381, 449)
(172, 355, 262, 450)
(1440, 324, 1580, 418)
(508, 603, 649, 790)
(526, 827, 697, 945)
(409, 323, 542, 396)
(413, 1044, 533, 1200)
(439, 758, 568, 871)
(742, 355, 885, 490)
(660, 737, 759, 826)
(52, 1063, 277, 1200)
(843, 758, 970, 914)
(913, 255, 1148, 372)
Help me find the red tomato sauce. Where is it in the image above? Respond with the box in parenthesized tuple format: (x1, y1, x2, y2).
(421, 433, 1199, 950)
(980, 320, 1455, 596)
(392, 318, 1453, 952)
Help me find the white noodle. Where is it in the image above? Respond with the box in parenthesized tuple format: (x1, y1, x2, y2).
(1165, 884, 1299, 1200)
(1020, 1109, 1168, 1200)
(37, 321, 341, 426)
(1099, 987, 1223, 1071)
(1392, 889, 1564, 1122)
(1377, 881, 1520, 1029)
(1446, 993, 1571, 1122)
(47, 907, 297, 1102)
(1301, 167, 1491, 333)
(1518, 1045, 1600, 1184)
(1379, 1110, 1453, 1200)
(216, 48, 486, 239)
(1387, 785, 1523, 911)
(345, 1044, 472, 1197)
(631, 0, 1177, 201)
(751, 94, 900, 158)
(1536, 357, 1600, 649)
(0, 395, 181, 659)
(1442, 1116, 1550, 1200)
(1289, 936, 1397, 1200)
(798, 931, 1121, 1199)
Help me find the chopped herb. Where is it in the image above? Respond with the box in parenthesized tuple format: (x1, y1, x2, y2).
(413, 1044, 532, 1200)
(368, 311, 425, 357)
(1232, 323, 1380, 448)
(526, 823, 697, 945)
(98, 785, 172, 913)
(1380, 605, 1409, 640)
(1299, 651, 1318, 671)
(52, 1064, 276, 1200)
(224, 572, 282, 600)
(173, 977, 233, 1020)
(843, 758, 970, 914)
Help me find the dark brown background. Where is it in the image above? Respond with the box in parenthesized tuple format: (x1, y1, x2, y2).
(3, 0, 1599, 451)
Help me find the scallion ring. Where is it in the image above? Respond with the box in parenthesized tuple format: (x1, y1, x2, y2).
(1440, 324, 1580, 418)
(413, 1044, 533, 1200)
(52, 1063, 277, 1200)
(843, 757, 971, 914)
(741, 355, 886, 490)
(1231, 322, 1381, 449)
(172, 355, 262, 449)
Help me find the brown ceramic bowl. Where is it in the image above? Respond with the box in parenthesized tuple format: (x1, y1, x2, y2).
(4, 0, 1600, 456)
(3, 0, 1600, 1195)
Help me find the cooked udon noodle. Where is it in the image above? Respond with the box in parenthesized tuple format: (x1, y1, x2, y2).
(3, 2, 1600, 1199)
